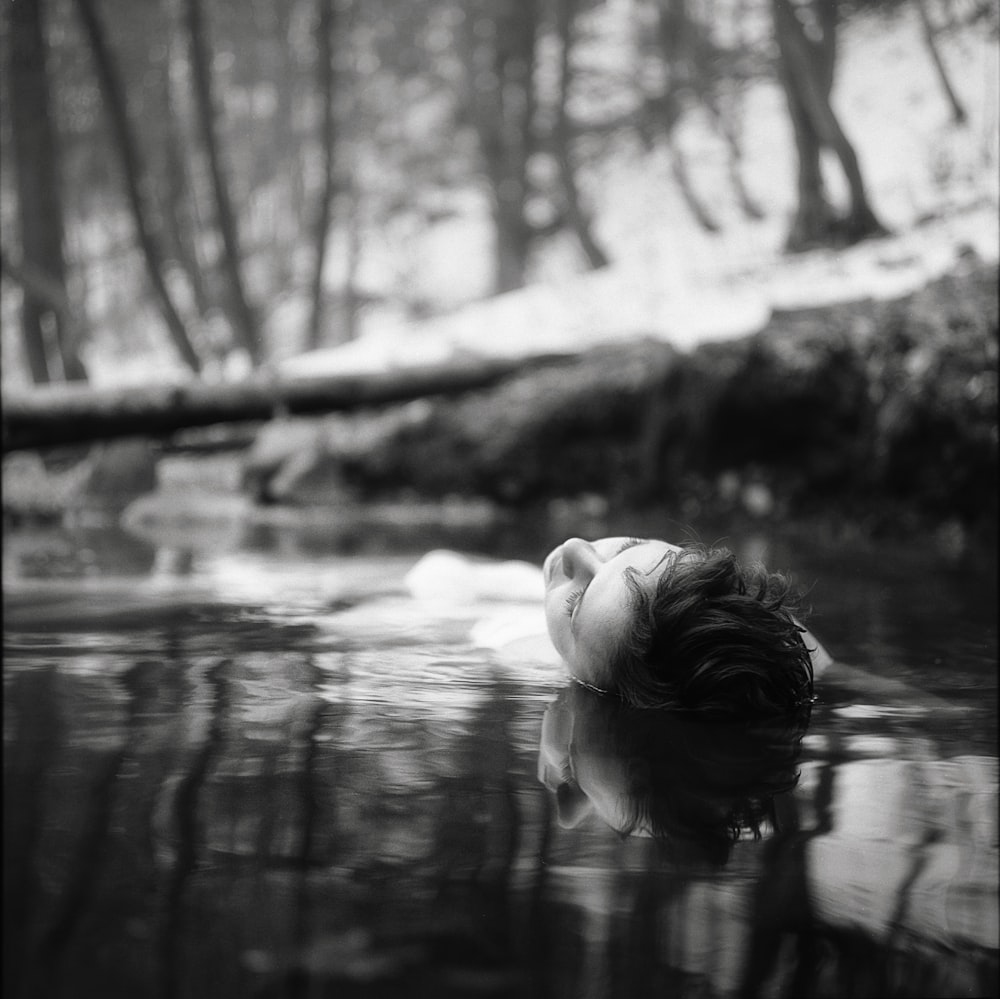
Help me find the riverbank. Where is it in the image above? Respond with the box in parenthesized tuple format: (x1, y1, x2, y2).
(240, 258, 998, 540)
(3, 259, 996, 553)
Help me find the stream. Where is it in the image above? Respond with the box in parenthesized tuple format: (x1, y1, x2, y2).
(3, 516, 997, 999)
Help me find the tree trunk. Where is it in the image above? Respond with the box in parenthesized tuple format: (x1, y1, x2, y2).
(778, 45, 838, 250)
(773, 0, 888, 250)
(666, 131, 721, 232)
(1, 250, 88, 381)
(774, 0, 835, 250)
(709, 101, 765, 219)
(276, 2, 308, 240)
(683, 0, 764, 219)
(305, 0, 337, 351)
(162, 0, 218, 306)
(653, 1, 721, 232)
(73, 0, 203, 373)
(342, 186, 361, 343)
(158, 10, 215, 329)
(183, 0, 261, 363)
(3, 354, 573, 452)
(7, 0, 87, 384)
(915, 0, 968, 124)
(161, 120, 214, 326)
(491, 209, 533, 295)
(553, 0, 609, 270)
(466, 0, 540, 295)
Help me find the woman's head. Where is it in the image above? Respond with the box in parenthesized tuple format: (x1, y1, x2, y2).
(542, 536, 814, 716)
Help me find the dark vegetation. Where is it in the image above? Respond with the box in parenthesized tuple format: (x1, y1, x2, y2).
(4, 259, 995, 545)
(297, 259, 997, 532)
(237, 258, 999, 538)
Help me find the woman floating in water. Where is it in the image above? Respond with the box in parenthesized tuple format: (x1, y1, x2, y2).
(541, 536, 830, 716)
(408, 534, 833, 718)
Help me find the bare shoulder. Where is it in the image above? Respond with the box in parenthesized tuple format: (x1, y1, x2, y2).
(798, 624, 961, 711)
(798, 624, 835, 678)
(820, 659, 965, 713)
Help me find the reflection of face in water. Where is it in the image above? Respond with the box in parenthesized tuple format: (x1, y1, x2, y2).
(543, 537, 683, 692)
(537, 684, 809, 863)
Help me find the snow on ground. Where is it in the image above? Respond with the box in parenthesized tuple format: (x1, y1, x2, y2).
(281, 201, 997, 379)
(5, 7, 992, 388)
(282, 6, 998, 379)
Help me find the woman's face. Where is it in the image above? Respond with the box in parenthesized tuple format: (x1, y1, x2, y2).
(543, 537, 682, 689)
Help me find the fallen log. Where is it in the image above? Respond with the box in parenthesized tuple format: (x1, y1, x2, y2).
(2, 353, 573, 452)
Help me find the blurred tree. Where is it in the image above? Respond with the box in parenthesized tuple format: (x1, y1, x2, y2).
(214, 0, 312, 299)
(632, 0, 767, 229)
(772, 0, 888, 251)
(6, 0, 87, 383)
(915, 0, 968, 124)
(670, 0, 765, 219)
(305, 0, 339, 351)
(273, 0, 310, 244)
(8, 0, 984, 387)
(461, 0, 541, 293)
(157, 0, 217, 332)
(456, 0, 615, 294)
(183, 0, 262, 364)
(649, 0, 722, 231)
(552, 0, 609, 268)
(73, 0, 203, 374)
(0, 249, 86, 382)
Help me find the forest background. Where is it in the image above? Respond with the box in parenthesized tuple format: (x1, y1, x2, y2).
(1, 0, 997, 543)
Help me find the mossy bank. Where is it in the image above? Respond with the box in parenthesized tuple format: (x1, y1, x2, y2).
(240, 260, 997, 540)
(5, 261, 997, 546)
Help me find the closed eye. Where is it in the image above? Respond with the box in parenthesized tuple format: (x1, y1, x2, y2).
(564, 587, 585, 616)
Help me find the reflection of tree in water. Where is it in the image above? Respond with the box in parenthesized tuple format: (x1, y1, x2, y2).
(534, 685, 810, 997)
(740, 743, 998, 998)
(4, 623, 996, 999)
(534, 686, 998, 998)
(3, 641, 199, 999)
(4, 667, 63, 999)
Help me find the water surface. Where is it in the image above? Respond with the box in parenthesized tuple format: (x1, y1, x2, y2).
(4, 520, 997, 999)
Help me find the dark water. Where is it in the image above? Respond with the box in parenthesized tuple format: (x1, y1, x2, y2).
(3, 519, 997, 999)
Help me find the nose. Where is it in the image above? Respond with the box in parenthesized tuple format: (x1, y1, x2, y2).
(561, 538, 603, 582)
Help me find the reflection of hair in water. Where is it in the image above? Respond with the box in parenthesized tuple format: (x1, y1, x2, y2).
(539, 683, 810, 865)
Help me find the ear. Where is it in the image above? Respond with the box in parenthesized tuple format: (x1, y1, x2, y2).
(555, 781, 594, 828)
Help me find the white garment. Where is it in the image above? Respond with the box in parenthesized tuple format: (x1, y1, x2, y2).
(404, 550, 559, 663)
(404, 549, 544, 603)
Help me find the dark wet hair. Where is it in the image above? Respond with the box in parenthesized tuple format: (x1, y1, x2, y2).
(609, 544, 814, 716)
